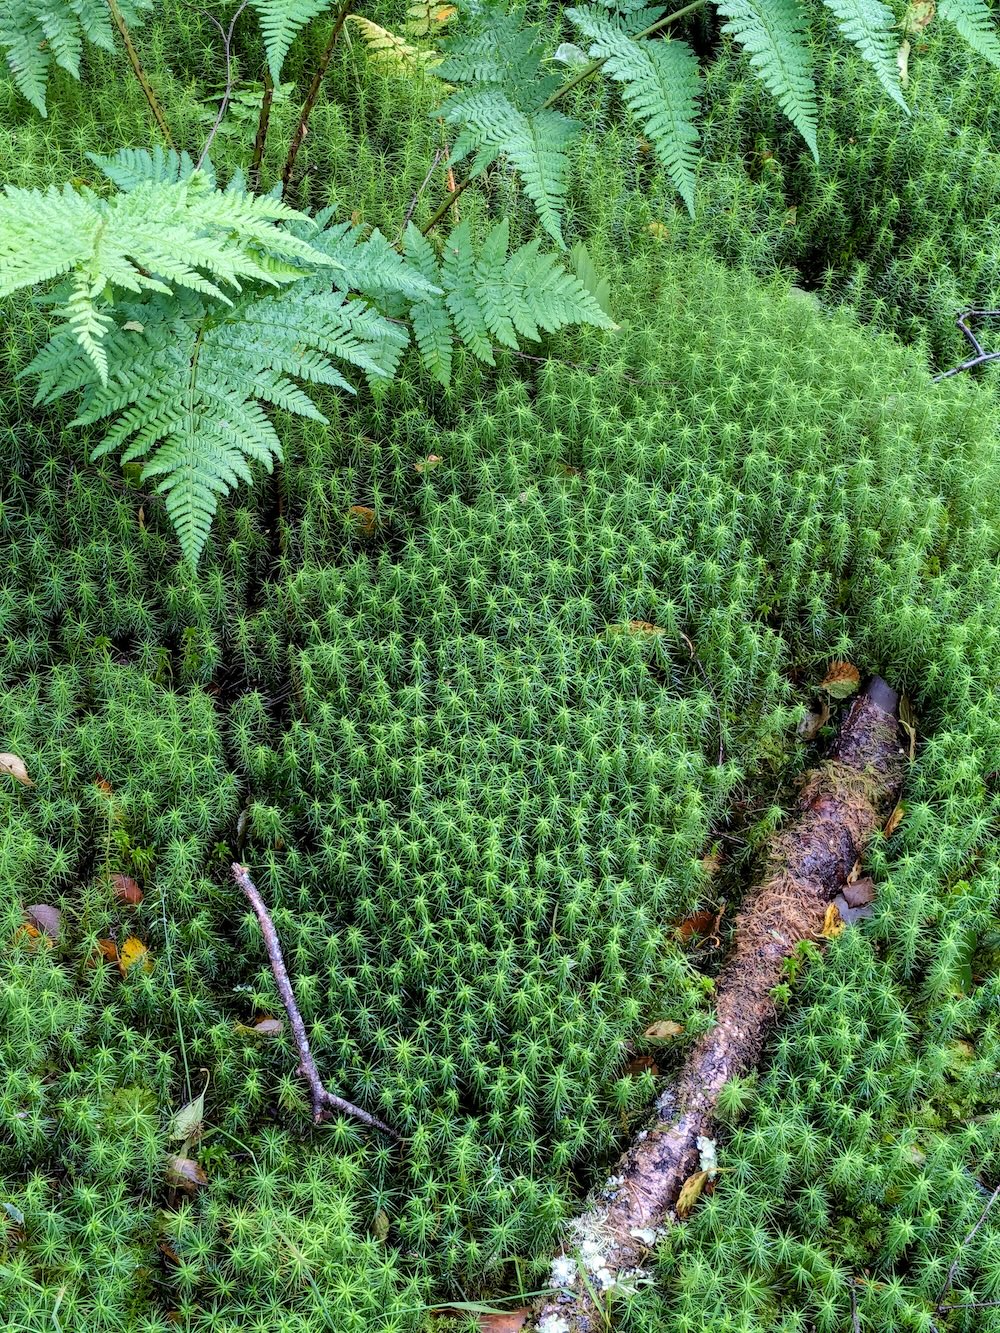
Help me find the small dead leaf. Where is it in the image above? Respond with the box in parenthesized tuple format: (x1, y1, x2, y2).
(833, 893, 873, 927)
(119, 936, 153, 975)
(3, 1201, 25, 1226)
(0, 754, 34, 787)
(842, 876, 876, 908)
(647, 221, 670, 241)
(605, 620, 665, 638)
(253, 1017, 284, 1037)
(96, 938, 120, 965)
(884, 801, 905, 838)
(904, 0, 935, 34)
(900, 694, 917, 761)
(700, 850, 722, 878)
(820, 902, 845, 939)
(676, 903, 725, 946)
(348, 504, 378, 536)
(16, 922, 51, 950)
(25, 904, 61, 942)
(138, 505, 145, 532)
(644, 1020, 685, 1041)
(478, 1314, 529, 1333)
(171, 1076, 208, 1143)
(897, 37, 910, 84)
(123, 320, 145, 333)
(676, 1169, 709, 1218)
(158, 1242, 182, 1267)
(373, 1208, 390, 1242)
(164, 1155, 206, 1193)
(624, 1054, 659, 1076)
(95, 776, 114, 796)
(820, 661, 861, 699)
(797, 699, 831, 741)
(413, 454, 442, 473)
(111, 873, 143, 906)
(783, 205, 797, 227)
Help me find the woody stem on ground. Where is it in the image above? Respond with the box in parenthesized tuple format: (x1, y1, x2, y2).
(419, 0, 708, 236)
(107, 0, 175, 147)
(281, 0, 354, 196)
(231, 863, 400, 1139)
(249, 67, 275, 192)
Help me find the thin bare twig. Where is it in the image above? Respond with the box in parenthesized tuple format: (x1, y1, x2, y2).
(249, 67, 275, 192)
(232, 863, 399, 1138)
(849, 1284, 861, 1333)
(106, 0, 175, 146)
(938, 1300, 1000, 1311)
(397, 149, 443, 242)
(936, 1181, 1000, 1309)
(281, 0, 354, 197)
(933, 309, 1000, 381)
(197, 1, 251, 171)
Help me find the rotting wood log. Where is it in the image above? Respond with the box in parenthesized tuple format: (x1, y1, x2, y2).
(531, 676, 907, 1333)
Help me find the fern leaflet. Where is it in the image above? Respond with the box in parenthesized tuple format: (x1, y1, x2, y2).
(715, 0, 818, 158)
(819, 0, 907, 108)
(567, 6, 701, 215)
(250, 0, 329, 83)
(937, 0, 1000, 66)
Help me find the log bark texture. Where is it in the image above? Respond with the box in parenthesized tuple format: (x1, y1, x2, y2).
(532, 677, 907, 1332)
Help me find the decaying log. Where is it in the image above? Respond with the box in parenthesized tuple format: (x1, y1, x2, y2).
(531, 677, 907, 1333)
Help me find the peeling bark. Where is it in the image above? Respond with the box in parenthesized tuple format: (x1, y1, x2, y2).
(532, 678, 907, 1333)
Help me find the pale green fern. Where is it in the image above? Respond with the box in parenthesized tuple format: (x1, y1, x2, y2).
(1, 154, 613, 565)
(0, 0, 151, 114)
(250, 0, 330, 83)
(938, 0, 1000, 65)
(715, 0, 819, 157)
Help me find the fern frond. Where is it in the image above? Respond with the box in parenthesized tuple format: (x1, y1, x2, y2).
(403, 219, 615, 386)
(87, 146, 206, 190)
(47, 282, 406, 565)
(0, 175, 333, 380)
(250, 0, 328, 83)
(0, 0, 150, 114)
(715, 0, 818, 158)
(346, 15, 438, 75)
(937, 0, 1000, 66)
(441, 90, 579, 245)
(404, 2, 457, 38)
(309, 223, 443, 302)
(567, 7, 701, 215)
(819, 0, 908, 108)
(435, 14, 548, 91)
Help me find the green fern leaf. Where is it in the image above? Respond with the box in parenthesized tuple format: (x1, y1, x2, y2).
(715, 0, 818, 158)
(441, 90, 579, 246)
(1, 0, 149, 114)
(250, 0, 329, 83)
(819, 0, 908, 108)
(566, 7, 701, 215)
(937, 0, 1000, 65)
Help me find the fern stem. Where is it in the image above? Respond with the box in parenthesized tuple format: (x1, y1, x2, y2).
(281, 0, 354, 197)
(420, 0, 707, 234)
(106, 0, 175, 148)
(249, 68, 275, 193)
(541, 0, 708, 108)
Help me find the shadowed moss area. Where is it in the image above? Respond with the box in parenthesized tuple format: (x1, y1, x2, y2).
(2, 12, 1000, 1333)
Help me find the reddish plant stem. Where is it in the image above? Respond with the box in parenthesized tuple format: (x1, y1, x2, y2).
(107, 0, 175, 147)
(281, 0, 353, 197)
(249, 67, 275, 193)
(232, 863, 399, 1138)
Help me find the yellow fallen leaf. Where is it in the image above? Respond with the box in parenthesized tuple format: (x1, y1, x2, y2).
(644, 1020, 685, 1040)
(884, 801, 905, 837)
(119, 936, 153, 975)
(820, 661, 860, 699)
(820, 902, 845, 939)
(676, 1169, 709, 1218)
(0, 753, 34, 787)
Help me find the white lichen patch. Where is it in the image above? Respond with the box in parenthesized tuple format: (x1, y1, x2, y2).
(629, 1227, 658, 1247)
(549, 1255, 576, 1288)
(538, 1316, 571, 1333)
(697, 1134, 718, 1176)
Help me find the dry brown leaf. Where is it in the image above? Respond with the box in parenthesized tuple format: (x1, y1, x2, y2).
(95, 776, 114, 796)
(119, 936, 153, 975)
(904, 0, 935, 33)
(644, 1020, 685, 1041)
(820, 661, 861, 699)
(96, 938, 120, 965)
(833, 893, 874, 927)
(0, 754, 34, 787)
(676, 1169, 709, 1218)
(253, 1017, 284, 1037)
(797, 699, 831, 741)
(605, 621, 665, 638)
(842, 876, 876, 908)
(164, 1155, 206, 1193)
(700, 850, 722, 878)
(15, 922, 52, 950)
(478, 1315, 529, 1333)
(820, 902, 845, 939)
(413, 454, 442, 473)
(897, 37, 910, 84)
(111, 873, 143, 906)
(158, 1242, 182, 1267)
(25, 904, 61, 942)
(624, 1054, 659, 1076)
(348, 504, 379, 536)
(884, 801, 905, 837)
(676, 903, 725, 946)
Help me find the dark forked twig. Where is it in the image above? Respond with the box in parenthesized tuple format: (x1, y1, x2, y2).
(933, 309, 1000, 381)
(232, 863, 399, 1139)
(197, 1, 251, 171)
(281, 0, 354, 196)
(936, 1181, 1000, 1310)
(849, 1284, 861, 1333)
(249, 68, 275, 192)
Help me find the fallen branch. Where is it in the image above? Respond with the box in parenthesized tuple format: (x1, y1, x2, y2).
(933, 309, 1000, 381)
(935, 1181, 1000, 1310)
(232, 863, 399, 1139)
(530, 677, 906, 1332)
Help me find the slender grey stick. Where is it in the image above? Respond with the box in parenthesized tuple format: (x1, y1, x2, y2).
(933, 309, 1000, 381)
(197, 1, 251, 171)
(936, 1182, 1000, 1309)
(232, 863, 399, 1138)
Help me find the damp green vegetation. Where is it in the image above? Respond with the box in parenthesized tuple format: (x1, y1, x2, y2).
(2, 5, 1000, 1333)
